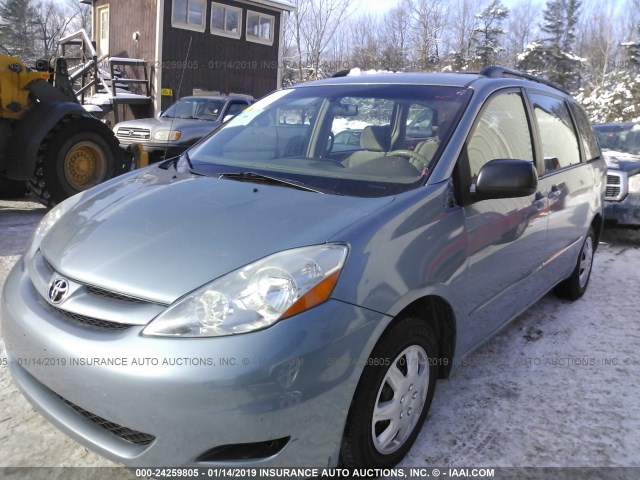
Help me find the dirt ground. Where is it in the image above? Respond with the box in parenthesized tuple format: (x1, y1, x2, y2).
(1, 196, 639, 470)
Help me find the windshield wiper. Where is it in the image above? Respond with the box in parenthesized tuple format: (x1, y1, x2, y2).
(218, 171, 323, 193)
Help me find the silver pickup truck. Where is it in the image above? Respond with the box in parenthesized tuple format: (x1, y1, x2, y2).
(114, 94, 254, 162)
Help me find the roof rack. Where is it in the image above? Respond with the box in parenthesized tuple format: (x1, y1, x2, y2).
(479, 66, 570, 95)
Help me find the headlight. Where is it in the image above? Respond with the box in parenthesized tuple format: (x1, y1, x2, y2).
(629, 174, 640, 193)
(142, 244, 348, 337)
(153, 130, 181, 141)
(23, 195, 82, 264)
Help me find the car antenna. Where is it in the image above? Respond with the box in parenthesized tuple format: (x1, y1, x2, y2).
(163, 36, 193, 163)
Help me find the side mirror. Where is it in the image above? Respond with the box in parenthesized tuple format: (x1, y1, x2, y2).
(157, 111, 164, 118)
(475, 159, 538, 199)
(223, 114, 235, 123)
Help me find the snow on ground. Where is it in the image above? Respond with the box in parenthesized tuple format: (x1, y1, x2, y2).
(1, 197, 639, 469)
(331, 118, 371, 134)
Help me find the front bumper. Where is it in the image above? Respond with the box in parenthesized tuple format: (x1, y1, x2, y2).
(118, 140, 187, 163)
(604, 193, 640, 226)
(1, 261, 390, 467)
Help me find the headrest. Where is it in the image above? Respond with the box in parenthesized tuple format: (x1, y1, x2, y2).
(360, 125, 390, 152)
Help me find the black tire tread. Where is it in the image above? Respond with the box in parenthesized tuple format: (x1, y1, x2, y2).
(340, 316, 439, 468)
(28, 114, 125, 207)
(554, 227, 595, 301)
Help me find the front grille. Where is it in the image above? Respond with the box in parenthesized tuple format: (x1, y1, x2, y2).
(605, 185, 621, 198)
(51, 305, 132, 330)
(86, 285, 143, 304)
(605, 172, 627, 201)
(116, 127, 150, 140)
(57, 395, 155, 446)
(32, 251, 164, 331)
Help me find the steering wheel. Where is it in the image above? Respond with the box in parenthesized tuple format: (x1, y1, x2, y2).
(385, 149, 428, 165)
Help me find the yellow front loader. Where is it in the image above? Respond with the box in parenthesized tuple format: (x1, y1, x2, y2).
(0, 54, 127, 206)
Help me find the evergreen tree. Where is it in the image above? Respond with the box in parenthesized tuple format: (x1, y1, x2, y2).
(517, 0, 583, 90)
(0, 0, 36, 60)
(470, 0, 509, 69)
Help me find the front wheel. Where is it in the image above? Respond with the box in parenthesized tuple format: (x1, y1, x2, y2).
(29, 115, 126, 207)
(340, 317, 439, 468)
(554, 227, 596, 300)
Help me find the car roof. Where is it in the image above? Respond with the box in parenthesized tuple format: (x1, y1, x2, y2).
(295, 72, 480, 89)
(180, 95, 252, 101)
(290, 69, 572, 99)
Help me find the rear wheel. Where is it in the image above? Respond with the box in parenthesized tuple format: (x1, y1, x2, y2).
(554, 227, 596, 300)
(0, 175, 28, 199)
(29, 115, 126, 207)
(340, 317, 439, 468)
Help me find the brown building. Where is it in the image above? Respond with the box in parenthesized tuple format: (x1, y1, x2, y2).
(78, 0, 294, 120)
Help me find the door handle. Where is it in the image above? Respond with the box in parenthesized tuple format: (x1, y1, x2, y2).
(548, 185, 561, 200)
(532, 192, 545, 210)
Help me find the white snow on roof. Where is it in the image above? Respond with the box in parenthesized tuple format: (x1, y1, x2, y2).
(235, 0, 295, 11)
(348, 68, 399, 76)
(84, 92, 151, 106)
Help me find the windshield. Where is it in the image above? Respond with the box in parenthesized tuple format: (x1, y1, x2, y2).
(595, 125, 640, 155)
(188, 84, 472, 197)
(162, 98, 226, 121)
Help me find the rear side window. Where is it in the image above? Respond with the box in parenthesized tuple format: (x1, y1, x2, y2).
(530, 94, 581, 173)
(569, 103, 600, 161)
(467, 92, 534, 183)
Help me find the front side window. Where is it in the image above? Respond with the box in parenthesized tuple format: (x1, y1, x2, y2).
(246, 11, 274, 45)
(466, 92, 534, 186)
(172, 0, 206, 32)
(186, 84, 472, 197)
(211, 2, 242, 39)
(530, 93, 581, 173)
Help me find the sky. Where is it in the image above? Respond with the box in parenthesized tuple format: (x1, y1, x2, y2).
(352, 0, 544, 16)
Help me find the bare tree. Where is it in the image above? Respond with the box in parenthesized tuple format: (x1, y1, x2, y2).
(445, 0, 483, 70)
(380, 0, 413, 70)
(67, 0, 91, 35)
(576, 1, 621, 88)
(349, 13, 383, 70)
(502, 0, 537, 68)
(286, 0, 311, 83)
(409, 0, 449, 70)
(300, 0, 351, 79)
(31, 0, 77, 58)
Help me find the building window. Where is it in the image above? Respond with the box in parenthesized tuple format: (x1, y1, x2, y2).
(246, 10, 275, 45)
(211, 2, 242, 39)
(172, 0, 206, 33)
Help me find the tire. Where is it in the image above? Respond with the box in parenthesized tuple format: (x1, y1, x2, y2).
(340, 317, 439, 468)
(0, 175, 28, 199)
(28, 114, 126, 207)
(554, 227, 596, 301)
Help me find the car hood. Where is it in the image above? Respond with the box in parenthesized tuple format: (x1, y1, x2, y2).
(41, 166, 392, 304)
(603, 150, 640, 176)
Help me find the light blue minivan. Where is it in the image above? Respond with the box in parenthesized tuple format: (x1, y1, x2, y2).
(2, 67, 605, 468)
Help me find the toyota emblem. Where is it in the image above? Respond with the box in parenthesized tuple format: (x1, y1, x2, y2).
(48, 278, 70, 304)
